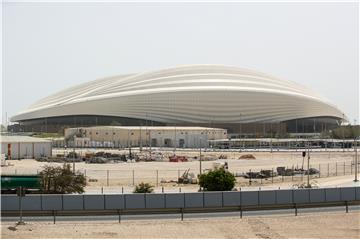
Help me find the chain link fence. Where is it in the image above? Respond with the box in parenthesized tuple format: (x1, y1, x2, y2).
(8, 160, 359, 188)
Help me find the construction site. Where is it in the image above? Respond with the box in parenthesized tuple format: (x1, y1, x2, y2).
(2, 148, 359, 193)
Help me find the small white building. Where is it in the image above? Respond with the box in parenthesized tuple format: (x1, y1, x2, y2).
(65, 126, 228, 148)
(0, 136, 52, 159)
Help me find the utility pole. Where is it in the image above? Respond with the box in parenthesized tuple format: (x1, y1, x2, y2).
(354, 119, 358, 182)
(139, 126, 141, 151)
(342, 114, 345, 152)
(199, 139, 202, 176)
(72, 145, 75, 173)
(307, 140, 311, 188)
(239, 113, 242, 139)
(354, 137, 358, 182)
(17, 186, 25, 225)
(174, 124, 177, 154)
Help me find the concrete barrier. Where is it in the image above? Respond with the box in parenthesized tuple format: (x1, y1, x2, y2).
(164, 193, 184, 208)
(325, 188, 341, 202)
(204, 192, 222, 207)
(63, 195, 84, 210)
(340, 187, 356, 201)
(241, 191, 258, 206)
(124, 194, 145, 209)
(293, 189, 309, 204)
(42, 195, 62, 210)
(310, 189, 326, 203)
(259, 191, 276, 205)
(84, 195, 104, 210)
(2, 195, 19, 211)
(185, 193, 203, 208)
(1, 187, 358, 212)
(104, 195, 124, 210)
(146, 194, 165, 209)
(275, 190, 292, 204)
(223, 191, 240, 207)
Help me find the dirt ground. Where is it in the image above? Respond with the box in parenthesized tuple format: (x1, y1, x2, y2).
(1, 150, 358, 191)
(2, 211, 359, 239)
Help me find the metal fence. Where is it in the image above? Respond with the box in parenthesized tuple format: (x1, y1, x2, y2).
(7, 160, 359, 188)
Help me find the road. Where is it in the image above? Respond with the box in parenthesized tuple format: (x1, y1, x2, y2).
(2, 205, 359, 223)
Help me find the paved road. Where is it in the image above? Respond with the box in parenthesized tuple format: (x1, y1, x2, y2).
(2, 205, 359, 223)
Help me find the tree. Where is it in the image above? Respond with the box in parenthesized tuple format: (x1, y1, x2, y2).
(39, 164, 86, 194)
(198, 168, 236, 191)
(133, 182, 154, 193)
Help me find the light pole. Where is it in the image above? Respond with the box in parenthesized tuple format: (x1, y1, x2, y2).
(354, 119, 358, 182)
(307, 140, 311, 188)
(139, 126, 143, 152)
(354, 137, 358, 182)
(239, 113, 242, 139)
(342, 114, 345, 152)
(199, 139, 202, 176)
(174, 124, 177, 154)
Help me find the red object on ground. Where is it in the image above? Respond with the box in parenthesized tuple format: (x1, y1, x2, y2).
(169, 155, 188, 162)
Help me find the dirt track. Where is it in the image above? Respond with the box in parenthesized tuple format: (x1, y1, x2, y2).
(2, 211, 359, 239)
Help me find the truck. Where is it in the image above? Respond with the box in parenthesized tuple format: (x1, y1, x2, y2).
(1, 175, 41, 194)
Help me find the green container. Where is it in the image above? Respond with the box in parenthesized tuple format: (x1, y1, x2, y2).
(1, 175, 41, 190)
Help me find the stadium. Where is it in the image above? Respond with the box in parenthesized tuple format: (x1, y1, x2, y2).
(10, 65, 346, 136)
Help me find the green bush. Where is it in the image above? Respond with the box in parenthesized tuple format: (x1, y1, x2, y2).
(133, 182, 154, 193)
(198, 168, 236, 191)
(39, 164, 86, 194)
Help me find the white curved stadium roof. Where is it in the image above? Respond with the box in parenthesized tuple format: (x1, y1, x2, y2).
(11, 65, 346, 123)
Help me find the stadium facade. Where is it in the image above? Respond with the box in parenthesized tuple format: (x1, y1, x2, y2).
(10, 65, 346, 136)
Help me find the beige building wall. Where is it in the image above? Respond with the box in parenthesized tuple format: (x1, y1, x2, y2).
(65, 126, 227, 148)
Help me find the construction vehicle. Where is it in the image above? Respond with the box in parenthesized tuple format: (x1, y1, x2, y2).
(178, 168, 197, 184)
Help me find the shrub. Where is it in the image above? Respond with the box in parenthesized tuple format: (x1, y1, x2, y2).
(198, 168, 236, 191)
(133, 182, 154, 193)
(39, 164, 86, 194)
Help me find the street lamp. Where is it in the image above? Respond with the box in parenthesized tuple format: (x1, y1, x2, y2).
(354, 137, 358, 182)
(199, 138, 202, 176)
(239, 113, 242, 139)
(342, 114, 345, 152)
(307, 140, 311, 188)
(354, 119, 358, 182)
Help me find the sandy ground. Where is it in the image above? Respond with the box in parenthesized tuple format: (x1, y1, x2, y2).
(84, 175, 360, 194)
(2, 211, 359, 239)
(1, 150, 358, 191)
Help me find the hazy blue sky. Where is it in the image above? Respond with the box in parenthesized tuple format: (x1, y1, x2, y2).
(2, 2, 359, 124)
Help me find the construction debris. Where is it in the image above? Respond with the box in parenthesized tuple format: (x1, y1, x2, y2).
(169, 155, 188, 162)
(239, 154, 256, 160)
(218, 154, 228, 159)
